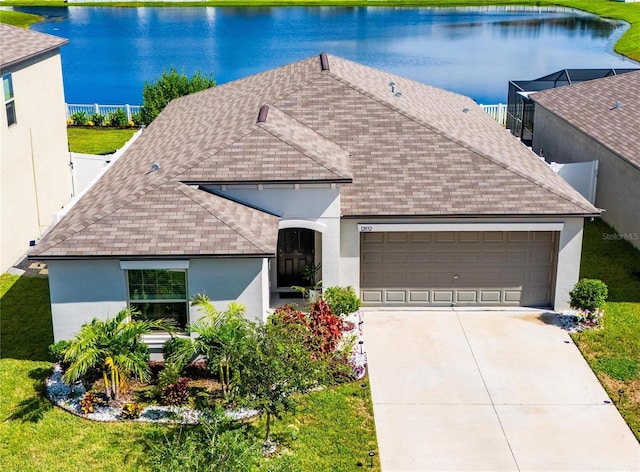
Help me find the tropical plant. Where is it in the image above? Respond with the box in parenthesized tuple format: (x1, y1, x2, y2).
(80, 392, 96, 414)
(121, 401, 143, 419)
(160, 378, 190, 406)
(238, 320, 326, 444)
(62, 308, 174, 400)
(162, 336, 195, 372)
(323, 286, 361, 316)
(190, 295, 250, 398)
(308, 298, 344, 355)
(570, 278, 609, 311)
(140, 67, 216, 125)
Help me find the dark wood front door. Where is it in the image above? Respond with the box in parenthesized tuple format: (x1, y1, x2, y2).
(277, 229, 315, 287)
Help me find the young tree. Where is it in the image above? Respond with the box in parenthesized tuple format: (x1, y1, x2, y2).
(140, 67, 216, 125)
(63, 308, 174, 400)
(238, 320, 327, 445)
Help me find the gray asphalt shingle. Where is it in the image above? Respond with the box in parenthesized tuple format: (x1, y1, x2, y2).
(32, 54, 598, 258)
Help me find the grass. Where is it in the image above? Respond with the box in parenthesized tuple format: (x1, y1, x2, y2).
(0, 273, 379, 470)
(0, 10, 42, 27)
(1, 1, 639, 61)
(571, 219, 640, 441)
(67, 127, 137, 155)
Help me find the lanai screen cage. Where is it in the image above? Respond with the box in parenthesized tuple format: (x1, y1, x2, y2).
(506, 68, 639, 145)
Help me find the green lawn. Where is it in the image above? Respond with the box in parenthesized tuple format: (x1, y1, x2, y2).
(1, 1, 639, 62)
(67, 127, 137, 155)
(0, 10, 42, 27)
(572, 220, 640, 441)
(0, 274, 379, 470)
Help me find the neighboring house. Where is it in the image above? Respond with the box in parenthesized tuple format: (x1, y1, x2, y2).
(29, 54, 599, 344)
(0, 24, 72, 272)
(530, 70, 640, 250)
(506, 68, 638, 145)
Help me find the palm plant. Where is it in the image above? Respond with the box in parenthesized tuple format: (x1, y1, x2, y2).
(190, 295, 249, 398)
(62, 307, 174, 400)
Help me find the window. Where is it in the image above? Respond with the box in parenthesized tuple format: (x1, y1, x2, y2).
(127, 269, 188, 330)
(3, 75, 16, 126)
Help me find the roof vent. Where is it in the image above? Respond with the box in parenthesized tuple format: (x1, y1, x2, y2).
(394, 92, 402, 98)
(389, 81, 396, 93)
(146, 162, 160, 175)
(462, 108, 469, 113)
(610, 100, 623, 111)
(257, 104, 269, 123)
(319, 52, 330, 71)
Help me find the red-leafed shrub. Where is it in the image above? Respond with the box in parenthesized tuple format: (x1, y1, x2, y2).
(148, 361, 165, 382)
(308, 299, 344, 354)
(160, 378, 190, 406)
(183, 361, 209, 380)
(271, 304, 308, 327)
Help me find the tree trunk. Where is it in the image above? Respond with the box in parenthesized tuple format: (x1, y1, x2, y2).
(265, 411, 271, 444)
(103, 371, 111, 399)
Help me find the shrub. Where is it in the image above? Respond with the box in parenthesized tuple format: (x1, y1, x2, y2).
(162, 336, 195, 371)
(80, 392, 96, 414)
(70, 111, 89, 126)
(323, 286, 361, 316)
(148, 360, 165, 382)
(308, 298, 344, 354)
(131, 111, 144, 126)
(121, 401, 143, 419)
(140, 68, 216, 125)
(161, 378, 190, 406)
(89, 112, 105, 126)
(107, 108, 128, 127)
(183, 361, 209, 380)
(570, 278, 608, 311)
(48, 340, 71, 363)
(147, 408, 259, 472)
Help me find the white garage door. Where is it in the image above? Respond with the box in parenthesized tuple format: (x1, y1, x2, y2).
(360, 231, 557, 307)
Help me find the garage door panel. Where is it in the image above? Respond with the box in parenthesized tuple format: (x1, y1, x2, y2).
(361, 231, 557, 307)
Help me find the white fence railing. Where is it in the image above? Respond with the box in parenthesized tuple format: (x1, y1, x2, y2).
(479, 103, 507, 127)
(66, 103, 141, 121)
(67, 102, 507, 126)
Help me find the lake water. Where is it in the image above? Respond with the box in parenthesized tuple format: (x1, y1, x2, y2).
(19, 5, 637, 104)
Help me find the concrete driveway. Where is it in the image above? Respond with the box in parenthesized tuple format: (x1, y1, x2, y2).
(365, 310, 640, 472)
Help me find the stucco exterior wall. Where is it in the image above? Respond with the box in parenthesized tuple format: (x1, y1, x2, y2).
(188, 258, 268, 323)
(205, 185, 342, 288)
(532, 106, 640, 249)
(48, 257, 270, 342)
(339, 216, 585, 310)
(1, 50, 72, 271)
(48, 260, 128, 342)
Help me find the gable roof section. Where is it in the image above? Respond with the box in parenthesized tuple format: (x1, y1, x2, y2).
(531, 70, 640, 170)
(0, 23, 68, 71)
(32, 54, 598, 258)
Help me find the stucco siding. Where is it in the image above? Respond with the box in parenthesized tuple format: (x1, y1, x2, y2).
(1, 50, 72, 271)
(533, 106, 640, 249)
(48, 260, 127, 341)
(188, 258, 268, 323)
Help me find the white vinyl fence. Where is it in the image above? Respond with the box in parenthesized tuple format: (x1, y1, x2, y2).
(479, 103, 507, 126)
(66, 103, 141, 122)
(67, 102, 507, 126)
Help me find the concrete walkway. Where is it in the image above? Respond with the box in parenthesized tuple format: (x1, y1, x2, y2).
(365, 310, 640, 472)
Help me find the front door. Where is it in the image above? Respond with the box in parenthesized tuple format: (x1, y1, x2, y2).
(277, 229, 315, 288)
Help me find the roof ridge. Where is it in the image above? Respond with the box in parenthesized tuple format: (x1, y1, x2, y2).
(257, 104, 352, 179)
(177, 184, 275, 254)
(325, 61, 595, 214)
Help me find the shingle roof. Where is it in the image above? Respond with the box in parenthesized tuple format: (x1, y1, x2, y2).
(531, 70, 640, 170)
(32, 54, 598, 258)
(0, 23, 68, 71)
